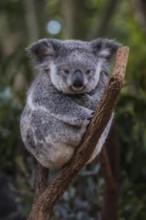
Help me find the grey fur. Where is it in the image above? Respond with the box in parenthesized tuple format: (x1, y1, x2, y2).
(20, 38, 120, 168)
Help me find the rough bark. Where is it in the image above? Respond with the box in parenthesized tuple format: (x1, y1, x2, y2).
(28, 46, 129, 220)
(34, 164, 49, 202)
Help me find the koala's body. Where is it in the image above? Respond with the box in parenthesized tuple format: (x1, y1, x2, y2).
(20, 38, 120, 168)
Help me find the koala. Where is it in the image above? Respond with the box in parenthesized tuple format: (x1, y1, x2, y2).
(20, 38, 120, 169)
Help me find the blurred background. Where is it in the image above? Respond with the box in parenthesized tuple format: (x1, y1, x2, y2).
(0, 0, 146, 220)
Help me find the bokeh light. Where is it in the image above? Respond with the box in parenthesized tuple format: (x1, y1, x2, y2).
(46, 20, 61, 35)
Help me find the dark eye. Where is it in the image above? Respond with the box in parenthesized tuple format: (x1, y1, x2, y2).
(86, 69, 91, 74)
(64, 69, 70, 74)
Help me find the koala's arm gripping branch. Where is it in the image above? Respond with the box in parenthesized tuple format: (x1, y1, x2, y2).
(28, 46, 129, 220)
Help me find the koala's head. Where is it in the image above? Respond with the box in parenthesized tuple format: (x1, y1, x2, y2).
(27, 38, 120, 94)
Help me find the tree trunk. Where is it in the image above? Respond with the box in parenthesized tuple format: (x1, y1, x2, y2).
(60, 0, 87, 39)
(132, 0, 146, 35)
(101, 123, 120, 220)
(23, 0, 39, 41)
(23, 0, 47, 42)
(97, 0, 118, 37)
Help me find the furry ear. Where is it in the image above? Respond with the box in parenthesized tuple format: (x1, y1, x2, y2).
(26, 39, 57, 64)
(90, 38, 121, 59)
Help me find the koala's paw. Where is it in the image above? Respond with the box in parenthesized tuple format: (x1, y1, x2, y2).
(88, 111, 95, 120)
(81, 109, 94, 126)
(69, 109, 94, 127)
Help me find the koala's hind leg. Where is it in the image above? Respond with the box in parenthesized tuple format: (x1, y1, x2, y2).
(87, 113, 114, 163)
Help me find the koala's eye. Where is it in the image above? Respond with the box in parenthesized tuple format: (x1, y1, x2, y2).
(63, 69, 70, 74)
(86, 70, 91, 74)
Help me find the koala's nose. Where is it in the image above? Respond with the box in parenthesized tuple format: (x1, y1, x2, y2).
(72, 70, 84, 88)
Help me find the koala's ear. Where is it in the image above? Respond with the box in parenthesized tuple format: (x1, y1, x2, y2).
(90, 38, 121, 59)
(26, 39, 57, 64)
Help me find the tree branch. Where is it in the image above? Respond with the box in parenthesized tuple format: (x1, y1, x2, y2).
(28, 46, 129, 220)
(101, 123, 121, 220)
(34, 163, 49, 202)
(99, 147, 117, 192)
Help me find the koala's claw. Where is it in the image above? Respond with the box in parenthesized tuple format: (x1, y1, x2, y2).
(91, 111, 95, 117)
(87, 111, 95, 120)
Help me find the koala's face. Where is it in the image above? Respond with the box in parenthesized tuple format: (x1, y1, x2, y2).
(27, 38, 120, 94)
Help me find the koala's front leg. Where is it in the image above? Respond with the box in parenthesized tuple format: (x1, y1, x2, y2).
(31, 91, 94, 127)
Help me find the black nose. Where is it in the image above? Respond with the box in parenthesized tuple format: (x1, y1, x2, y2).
(72, 70, 84, 88)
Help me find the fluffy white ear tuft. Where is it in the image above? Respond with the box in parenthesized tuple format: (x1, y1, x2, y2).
(26, 38, 59, 65)
(98, 49, 111, 58)
(90, 38, 121, 59)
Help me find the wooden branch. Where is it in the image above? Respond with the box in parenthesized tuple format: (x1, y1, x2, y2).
(101, 123, 121, 220)
(28, 46, 129, 220)
(34, 163, 49, 202)
(99, 147, 117, 192)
